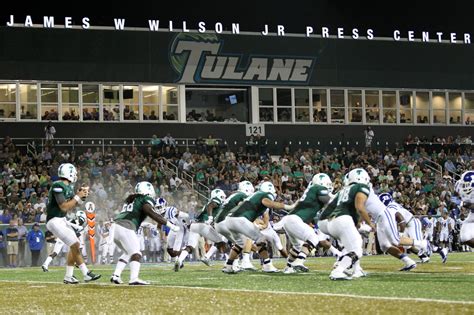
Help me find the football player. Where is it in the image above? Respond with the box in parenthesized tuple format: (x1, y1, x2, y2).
(455, 171, 474, 248)
(375, 193, 429, 270)
(41, 210, 87, 272)
(45, 163, 101, 284)
(221, 181, 292, 273)
(110, 181, 179, 285)
(273, 173, 341, 274)
(174, 189, 227, 271)
(215, 181, 255, 270)
(319, 168, 375, 280)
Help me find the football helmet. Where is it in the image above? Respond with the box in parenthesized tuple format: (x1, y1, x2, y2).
(58, 163, 77, 183)
(311, 173, 334, 193)
(135, 181, 156, 199)
(238, 180, 255, 196)
(75, 210, 87, 226)
(378, 193, 393, 206)
(210, 189, 226, 203)
(155, 197, 167, 215)
(455, 170, 474, 202)
(346, 168, 371, 186)
(259, 181, 277, 199)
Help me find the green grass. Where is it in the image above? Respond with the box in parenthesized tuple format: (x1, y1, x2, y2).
(0, 253, 473, 314)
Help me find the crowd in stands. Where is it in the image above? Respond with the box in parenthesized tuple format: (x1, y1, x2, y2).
(0, 131, 472, 266)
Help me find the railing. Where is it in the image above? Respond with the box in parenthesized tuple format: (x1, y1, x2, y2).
(161, 158, 210, 202)
(422, 156, 443, 176)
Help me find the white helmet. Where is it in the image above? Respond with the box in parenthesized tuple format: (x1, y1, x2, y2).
(155, 197, 167, 214)
(346, 168, 371, 186)
(343, 173, 349, 186)
(76, 210, 87, 226)
(259, 181, 276, 199)
(311, 173, 334, 193)
(238, 180, 255, 196)
(58, 163, 77, 183)
(455, 170, 474, 202)
(135, 181, 156, 199)
(85, 201, 95, 213)
(210, 189, 226, 203)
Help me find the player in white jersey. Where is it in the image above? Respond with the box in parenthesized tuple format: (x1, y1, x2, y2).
(162, 204, 190, 265)
(455, 171, 474, 248)
(149, 224, 162, 262)
(99, 221, 116, 264)
(437, 211, 452, 256)
(366, 192, 425, 271)
(422, 214, 436, 242)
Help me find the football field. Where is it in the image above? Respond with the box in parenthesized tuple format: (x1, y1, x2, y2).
(1, 253, 473, 314)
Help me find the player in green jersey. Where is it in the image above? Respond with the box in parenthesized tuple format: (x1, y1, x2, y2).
(318, 168, 374, 280)
(221, 181, 292, 273)
(274, 173, 341, 273)
(45, 163, 101, 284)
(174, 189, 227, 271)
(110, 181, 179, 285)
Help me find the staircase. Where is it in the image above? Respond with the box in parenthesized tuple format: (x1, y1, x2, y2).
(161, 158, 210, 202)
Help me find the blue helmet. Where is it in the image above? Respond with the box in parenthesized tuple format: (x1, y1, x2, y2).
(379, 193, 393, 206)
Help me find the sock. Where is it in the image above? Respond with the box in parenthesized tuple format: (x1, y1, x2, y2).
(400, 254, 411, 264)
(178, 250, 189, 264)
(335, 256, 353, 272)
(114, 260, 127, 277)
(79, 263, 89, 276)
(205, 246, 218, 260)
(241, 252, 250, 263)
(43, 256, 53, 267)
(226, 259, 234, 266)
(329, 246, 342, 257)
(66, 265, 74, 277)
(129, 261, 140, 281)
(224, 253, 229, 261)
(297, 252, 307, 260)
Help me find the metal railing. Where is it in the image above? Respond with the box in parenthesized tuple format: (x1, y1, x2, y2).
(161, 158, 210, 202)
(422, 156, 443, 176)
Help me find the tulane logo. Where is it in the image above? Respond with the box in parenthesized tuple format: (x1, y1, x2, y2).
(169, 33, 315, 84)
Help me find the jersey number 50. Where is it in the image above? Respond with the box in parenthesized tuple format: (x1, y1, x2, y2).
(121, 203, 134, 213)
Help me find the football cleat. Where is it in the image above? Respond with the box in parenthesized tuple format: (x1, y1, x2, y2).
(330, 270, 352, 280)
(240, 261, 258, 271)
(63, 275, 80, 284)
(110, 274, 124, 284)
(352, 267, 368, 278)
(440, 248, 448, 264)
(41, 265, 49, 272)
(84, 271, 101, 282)
(222, 265, 241, 274)
(262, 263, 279, 273)
(400, 263, 417, 271)
(174, 260, 181, 272)
(200, 257, 212, 267)
(283, 266, 296, 274)
(129, 278, 150, 285)
(418, 256, 430, 264)
(292, 259, 309, 272)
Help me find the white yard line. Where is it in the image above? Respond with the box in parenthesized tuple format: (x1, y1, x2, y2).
(0, 279, 473, 305)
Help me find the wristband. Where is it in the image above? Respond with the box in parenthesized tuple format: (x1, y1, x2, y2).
(73, 195, 83, 204)
(283, 204, 292, 211)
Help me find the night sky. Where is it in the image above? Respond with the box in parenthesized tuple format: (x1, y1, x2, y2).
(1, 0, 473, 37)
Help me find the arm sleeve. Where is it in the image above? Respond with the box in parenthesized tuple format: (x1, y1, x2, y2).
(54, 191, 66, 205)
(318, 195, 331, 204)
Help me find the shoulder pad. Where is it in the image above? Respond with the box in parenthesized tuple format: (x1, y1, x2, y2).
(53, 187, 64, 193)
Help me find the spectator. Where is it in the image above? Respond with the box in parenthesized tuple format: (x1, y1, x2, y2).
(149, 135, 162, 151)
(162, 133, 176, 148)
(0, 229, 5, 266)
(44, 121, 56, 144)
(364, 126, 374, 151)
(27, 223, 44, 266)
(6, 219, 19, 267)
(16, 218, 28, 266)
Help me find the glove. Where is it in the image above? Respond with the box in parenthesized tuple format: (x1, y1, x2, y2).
(166, 221, 180, 232)
(205, 216, 214, 225)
